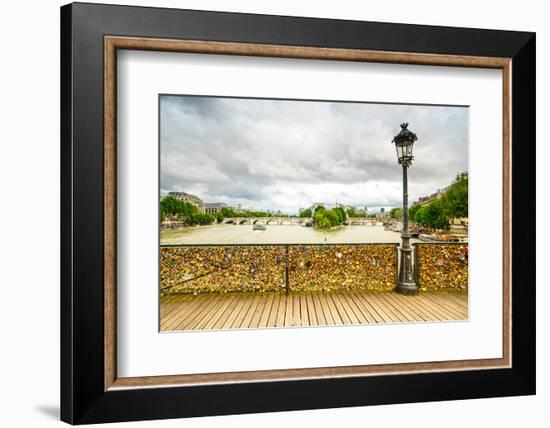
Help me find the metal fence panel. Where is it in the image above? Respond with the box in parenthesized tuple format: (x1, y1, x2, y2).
(160, 244, 398, 294)
(414, 243, 468, 289)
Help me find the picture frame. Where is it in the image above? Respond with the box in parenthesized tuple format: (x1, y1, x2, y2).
(61, 2, 535, 424)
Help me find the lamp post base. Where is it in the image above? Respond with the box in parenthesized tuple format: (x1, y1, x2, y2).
(396, 282, 419, 296)
(397, 232, 418, 295)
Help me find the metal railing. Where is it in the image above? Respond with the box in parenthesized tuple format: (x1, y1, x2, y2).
(413, 242, 468, 289)
(160, 242, 468, 295)
(160, 243, 398, 295)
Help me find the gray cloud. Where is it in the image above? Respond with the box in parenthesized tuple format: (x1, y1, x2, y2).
(160, 95, 468, 214)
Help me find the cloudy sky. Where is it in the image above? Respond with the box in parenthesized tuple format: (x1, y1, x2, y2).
(160, 95, 468, 214)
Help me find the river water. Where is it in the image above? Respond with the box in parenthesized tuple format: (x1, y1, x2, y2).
(161, 224, 408, 245)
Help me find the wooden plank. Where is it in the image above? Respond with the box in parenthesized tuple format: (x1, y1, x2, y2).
(334, 293, 360, 324)
(329, 293, 353, 324)
(364, 293, 401, 323)
(392, 293, 428, 322)
(400, 293, 448, 321)
(389, 293, 431, 322)
(437, 291, 468, 308)
(160, 294, 193, 319)
(439, 289, 468, 306)
(312, 293, 327, 326)
(309, 293, 321, 325)
(417, 293, 461, 319)
(201, 295, 237, 330)
(349, 292, 379, 323)
(159, 295, 178, 317)
(339, 293, 370, 324)
(265, 293, 279, 327)
(299, 294, 310, 326)
(353, 291, 386, 323)
(292, 294, 301, 327)
(284, 293, 293, 327)
(324, 293, 343, 324)
(162, 295, 209, 331)
(192, 295, 230, 330)
(177, 295, 223, 330)
(185, 296, 219, 330)
(212, 295, 241, 330)
(161, 294, 204, 325)
(160, 290, 469, 332)
(416, 293, 460, 320)
(187, 295, 225, 330)
(317, 293, 335, 325)
(378, 293, 418, 323)
(421, 293, 467, 319)
(221, 294, 249, 329)
(426, 292, 468, 316)
(275, 294, 287, 327)
(375, 293, 412, 322)
(239, 294, 262, 329)
(311, 293, 321, 326)
(170, 296, 213, 331)
(364, 292, 395, 323)
(250, 294, 270, 328)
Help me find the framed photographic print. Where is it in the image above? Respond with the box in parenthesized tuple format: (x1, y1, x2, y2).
(61, 2, 535, 424)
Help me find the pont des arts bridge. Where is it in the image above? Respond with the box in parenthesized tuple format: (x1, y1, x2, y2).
(160, 243, 468, 331)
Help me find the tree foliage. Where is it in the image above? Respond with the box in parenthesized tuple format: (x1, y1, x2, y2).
(160, 197, 198, 221)
(160, 196, 215, 225)
(408, 172, 467, 230)
(333, 207, 347, 224)
(390, 207, 403, 219)
(299, 208, 312, 218)
(440, 172, 468, 219)
(345, 207, 367, 218)
(408, 204, 421, 221)
(314, 207, 345, 230)
(414, 200, 450, 230)
(219, 207, 269, 218)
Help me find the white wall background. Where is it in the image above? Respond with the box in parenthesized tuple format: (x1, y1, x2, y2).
(0, 1, 545, 427)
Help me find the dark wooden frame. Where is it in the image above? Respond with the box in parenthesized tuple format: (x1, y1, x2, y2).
(61, 2, 535, 424)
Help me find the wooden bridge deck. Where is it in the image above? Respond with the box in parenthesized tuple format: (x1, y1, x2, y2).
(160, 290, 468, 332)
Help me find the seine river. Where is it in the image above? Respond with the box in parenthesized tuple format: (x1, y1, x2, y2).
(161, 224, 407, 245)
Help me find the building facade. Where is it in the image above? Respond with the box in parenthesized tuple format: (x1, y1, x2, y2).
(204, 202, 228, 214)
(167, 191, 205, 213)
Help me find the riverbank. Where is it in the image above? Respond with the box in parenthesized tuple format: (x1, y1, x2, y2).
(160, 223, 409, 245)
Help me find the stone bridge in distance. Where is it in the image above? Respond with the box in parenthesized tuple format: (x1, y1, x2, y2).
(223, 217, 381, 226)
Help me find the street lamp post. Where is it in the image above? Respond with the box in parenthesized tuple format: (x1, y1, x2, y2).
(392, 123, 418, 295)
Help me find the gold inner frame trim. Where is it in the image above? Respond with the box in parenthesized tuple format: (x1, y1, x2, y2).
(104, 35, 512, 391)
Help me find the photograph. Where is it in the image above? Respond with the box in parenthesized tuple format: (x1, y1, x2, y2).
(159, 95, 469, 331)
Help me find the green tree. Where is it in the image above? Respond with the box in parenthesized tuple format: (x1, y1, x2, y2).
(333, 206, 347, 223)
(314, 210, 335, 229)
(414, 206, 427, 225)
(299, 208, 312, 218)
(314, 208, 344, 230)
(160, 197, 198, 220)
(408, 204, 421, 222)
(440, 172, 468, 220)
(220, 207, 237, 217)
(415, 200, 449, 230)
(390, 207, 403, 219)
(346, 207, 356, 218)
